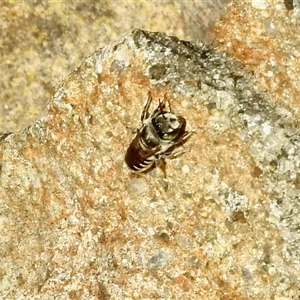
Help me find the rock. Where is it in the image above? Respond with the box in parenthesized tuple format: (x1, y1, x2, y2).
(0, 29, 299, 299)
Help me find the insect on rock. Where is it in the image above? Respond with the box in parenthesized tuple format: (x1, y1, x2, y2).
(125, 92, 192, 173)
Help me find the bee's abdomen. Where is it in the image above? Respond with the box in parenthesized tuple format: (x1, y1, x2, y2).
(125, 138, 156, 172)
(127, 155, 155, 172)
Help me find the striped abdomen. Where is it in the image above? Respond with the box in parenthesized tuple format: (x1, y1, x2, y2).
(125, 132, 159, 172)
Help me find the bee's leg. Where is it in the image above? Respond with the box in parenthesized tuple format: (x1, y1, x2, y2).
(160, 150, 185, 160)
(148, 93, 169, 120)
(153, 158, 168, 191)
(172, 131, 193, 146)
(155, 158, 167, 177)
(158, 94, 167, 111)
(141, 91, 152, 121)
(163, 93, 172, 113)
(160, 132, 194, 161)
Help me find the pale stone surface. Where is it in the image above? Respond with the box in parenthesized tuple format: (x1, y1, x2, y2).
(0, 1, 228, 133)
(1, 28, 300, 299)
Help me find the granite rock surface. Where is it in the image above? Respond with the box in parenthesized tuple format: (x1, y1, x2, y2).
(1, 28, 300, 299)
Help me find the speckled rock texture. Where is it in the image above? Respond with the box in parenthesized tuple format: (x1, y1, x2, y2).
(1, 27, 300, 299)
(0, 0, 227, 133)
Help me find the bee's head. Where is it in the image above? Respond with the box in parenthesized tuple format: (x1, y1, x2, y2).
(152, 112, 186, 141)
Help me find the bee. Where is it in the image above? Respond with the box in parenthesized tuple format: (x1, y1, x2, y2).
(125, 92, 192, 173)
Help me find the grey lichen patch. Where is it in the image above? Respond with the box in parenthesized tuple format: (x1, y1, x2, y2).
(148, 64, 168, 80)
(0, 29, 299, 299)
